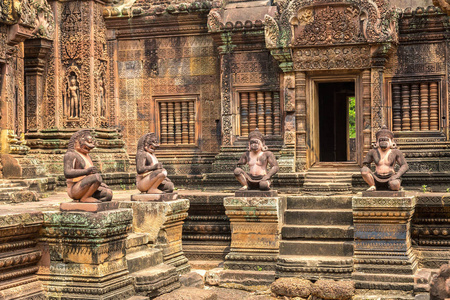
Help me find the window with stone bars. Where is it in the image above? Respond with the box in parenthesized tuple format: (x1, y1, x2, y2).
(157, 98, 196, 145)
(391, 81, 440, 131)
(239, 91, 281, 136)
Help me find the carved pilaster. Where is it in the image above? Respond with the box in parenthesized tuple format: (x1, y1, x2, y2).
(24, 38, 52, 132)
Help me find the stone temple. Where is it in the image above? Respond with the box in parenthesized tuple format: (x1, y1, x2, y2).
(2, 0, 450, 297)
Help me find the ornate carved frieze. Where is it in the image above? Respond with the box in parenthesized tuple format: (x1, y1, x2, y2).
(293, 46, 370, 71)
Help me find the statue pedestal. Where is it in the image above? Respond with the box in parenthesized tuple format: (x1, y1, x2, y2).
(352, 195, 417, 296)
(60, 201, 119, 212)
(38, 209, 135, 299)
(131, 192, 178, 202)
(119, 198, 191, 275)
(218, 196, 282, 288)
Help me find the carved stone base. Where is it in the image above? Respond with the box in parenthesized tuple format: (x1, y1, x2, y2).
(234, 190, 278, 197)
(362, 190, 406, 197)
(223, 196, 281, 273)
(131, 192, 178, 202)
(119, 200, 191, 275)
(60, 201, 119, 212)
(205, 268, 275, 291)
(38, 209, 135, 299)
(0, 211, 45, 300)
(276, 256, 353, 280)
(352, 195, 417, 292)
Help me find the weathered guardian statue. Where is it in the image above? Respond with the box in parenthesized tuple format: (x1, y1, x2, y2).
(64, 130, 113, 202)
(234, 128, 279, 191)
(136, 133, 174, 194)
(361, 126, 409, 191)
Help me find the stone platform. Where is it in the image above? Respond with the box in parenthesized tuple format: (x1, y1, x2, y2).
(38, 208, 135, 299)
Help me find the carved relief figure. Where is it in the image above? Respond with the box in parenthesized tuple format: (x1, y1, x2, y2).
(234, 129, 279, 190)
(64, 130, 113, 202)
(98, 76, 106, 117)
(65, 74, 80, 118)
(361, 126, 409, 191)
(136, 133, 174, 194)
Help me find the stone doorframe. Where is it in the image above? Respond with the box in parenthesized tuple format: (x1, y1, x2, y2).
(304, 73, 364, 168)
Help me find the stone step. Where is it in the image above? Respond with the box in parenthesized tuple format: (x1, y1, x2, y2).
(0, 186, 27, 193)
(303, 182, 351, 188)
(277, 255, 353, 267)
(127, 248, 164, 274)
(132, 263, 180, 298)
(286, 196, 353, 209)
(284, 209, 353, 226)
(127, 233, 149, 251)
(279, 240, 354, 256)
(305, 176, 352, 183)
(282, 225, 354, 239)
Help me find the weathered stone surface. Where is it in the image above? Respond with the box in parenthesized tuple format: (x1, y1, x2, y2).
(270, 277, 312, 297)
(38, 209, 135, 299)
(131, 192, 178, 202)
(235, 190, 278, 197)
(119, 200, 190, 274)
(205, 268, 275, 291)
(352, 195, 417, 292)
(0, 211, 45, 300)
(153, 287, 216, 300)
(180, 272, 205, 288)
(224, 197, 281, 272)
(362, 190, 406, 197)
(310, 279, 355, 300)
(430, 264, 450, 300)
(133, 263, 180, 298)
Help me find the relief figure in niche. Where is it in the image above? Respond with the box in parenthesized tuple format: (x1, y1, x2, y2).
(361, 126, 409, 191)
(64, 130, 113, 202)
(234, 128, 279, 190)
(136, 133, 174, 194)
(65, 73, 80, 118)
(98, 75, 106, 118)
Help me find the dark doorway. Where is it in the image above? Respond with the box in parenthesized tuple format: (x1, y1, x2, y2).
(318, 82, 355, 162)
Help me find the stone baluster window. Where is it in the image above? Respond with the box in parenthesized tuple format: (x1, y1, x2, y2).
(159, 99, 196, 145)
(392, 82, 439, 131)
(239, 91, 281, 136)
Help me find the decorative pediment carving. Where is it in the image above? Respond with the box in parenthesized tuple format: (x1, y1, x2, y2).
(265, 0, 400, 49)
(0, 0, 54, 40)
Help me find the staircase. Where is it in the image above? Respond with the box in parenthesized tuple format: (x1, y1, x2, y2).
(303, 162, 360, 194)
(126, 233, 180, 299)
(276, 195, 354, 280)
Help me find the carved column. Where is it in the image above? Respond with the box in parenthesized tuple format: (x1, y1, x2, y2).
(24, 38, 52, 132)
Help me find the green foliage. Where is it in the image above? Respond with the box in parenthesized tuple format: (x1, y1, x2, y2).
(421, 185, 428, 193)
(257, 266, 263, 271)
(348, 97, 356, 139)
